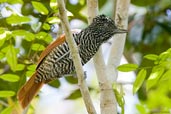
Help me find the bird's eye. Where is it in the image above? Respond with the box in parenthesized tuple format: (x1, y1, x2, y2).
(102, 18, 107, 22)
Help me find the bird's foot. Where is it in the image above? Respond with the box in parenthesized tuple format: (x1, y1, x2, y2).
(72, 71, 87, 79)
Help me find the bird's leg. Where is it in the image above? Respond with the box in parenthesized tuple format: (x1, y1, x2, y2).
(84, 71, 87, 79)
(73, 71, 87, 79)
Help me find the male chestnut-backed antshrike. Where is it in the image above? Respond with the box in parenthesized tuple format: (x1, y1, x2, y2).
(17, 14, 127, 108)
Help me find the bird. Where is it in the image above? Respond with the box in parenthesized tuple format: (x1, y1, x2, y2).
(17, 14, 127, 109)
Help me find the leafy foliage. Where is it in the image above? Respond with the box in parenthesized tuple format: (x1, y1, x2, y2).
(124, 1, 171, 113)
(118, 48, 171, 113)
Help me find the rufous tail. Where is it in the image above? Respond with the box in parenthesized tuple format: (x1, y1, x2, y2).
(17, 72, 44, 109)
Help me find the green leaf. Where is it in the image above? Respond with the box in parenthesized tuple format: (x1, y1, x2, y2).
(31, 22, 42, 33)
(144, 54, 158, 61)
(1, 107, 12, 114)
(67, 10, 73, 17)
(32, 1, 49, 15)
(12, 30, 27, 36)
(48, 80, 60, 88)
(47, 17, 60, 24)
(26, 64, 37, 77)
(43, 23, 51, 30)
(133, 69, 147, 94)
(65, 76, 78, 84)
(79, 0, 85, 5)
(158, 51, 171, 63)
(25, 33, 35, 41)
(15, 64, 25, 71)
(12, 30, 35, 41)
(113, 84, 125, 114)
(65, 89, 81, 100)
(31, 43, 45, 51)
(0, 28, 10, 47)
(35, 32, 53, 43)
(0, 28, 12, 47)
(117, 64, 138, 72)
(50, 0, 58, 10)
(6, 45, 17, 71)
(0, 0, 23, 4)
(0, 91, 15, 97)
(0, 37, 6, 47)
(6, 15, 30, 25)
(0, 74, 20, 82)
(27, 64, 37, 71)
(146, 67, 164, 90)
(26, 71, 35, 77)
(136, 104, 147, 114)
(159, 69, 171, 82)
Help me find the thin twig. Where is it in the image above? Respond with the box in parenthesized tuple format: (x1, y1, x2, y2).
(0, 100, 8, 107)
(57, 0, 97, 114)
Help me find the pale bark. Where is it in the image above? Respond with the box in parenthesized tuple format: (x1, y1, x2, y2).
(87, 0, 117, 114)
(57, 0, 96, 114)
(107, 0, 130, 82)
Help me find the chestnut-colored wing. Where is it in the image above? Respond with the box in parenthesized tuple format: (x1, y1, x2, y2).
(37, 34, 66, 65)
(37, 29, 81, 66)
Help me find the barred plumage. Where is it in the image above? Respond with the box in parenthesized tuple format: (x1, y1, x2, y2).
(17, 14, 127, 108)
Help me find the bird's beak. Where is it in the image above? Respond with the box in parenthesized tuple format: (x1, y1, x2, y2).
(115, 28, 127, 34)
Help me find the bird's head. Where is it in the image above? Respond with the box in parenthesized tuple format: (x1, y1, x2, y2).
(90, 14, 127, 42)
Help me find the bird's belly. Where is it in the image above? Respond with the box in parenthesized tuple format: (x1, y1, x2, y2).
(79, 46, 98, 65)
(36, 53, 75, 82)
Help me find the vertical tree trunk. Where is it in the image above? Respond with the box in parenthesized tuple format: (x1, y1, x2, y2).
(87, 0, 117, 114)
(107, 0, 130, 81)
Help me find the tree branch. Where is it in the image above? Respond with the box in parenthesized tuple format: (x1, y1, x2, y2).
(57, 0, 96, 114)
(87, 0, 117, 114)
